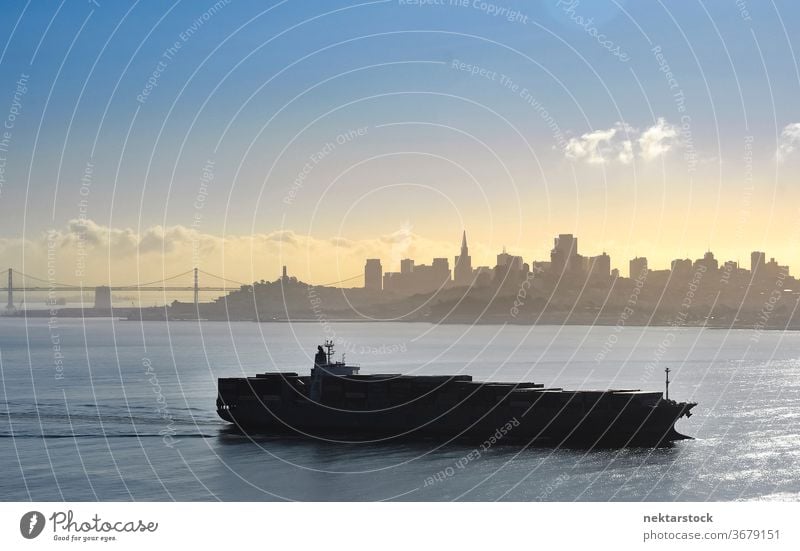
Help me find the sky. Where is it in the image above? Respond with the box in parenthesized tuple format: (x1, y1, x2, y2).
(2, 0, 800, 286)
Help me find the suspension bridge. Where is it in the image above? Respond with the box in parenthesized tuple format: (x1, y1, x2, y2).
(0, 268, 247, 311)
(0, 267, 363, 312)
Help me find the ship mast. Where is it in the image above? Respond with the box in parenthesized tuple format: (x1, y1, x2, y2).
(665, 367, 671, 400)
(324, 339, 334, 365)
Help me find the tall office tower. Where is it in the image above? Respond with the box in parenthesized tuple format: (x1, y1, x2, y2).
(364, 259, 383, 291)
(550, 234, 579, 273)
(751, 251, 765, 276)
(629, 256, 648, 279)
(454, 231, 473, 286)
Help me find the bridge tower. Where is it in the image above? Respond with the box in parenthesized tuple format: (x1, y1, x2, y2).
(193, 267, 199, 312)
(6, 269, 13, 311)
(94, 286, 112, 310)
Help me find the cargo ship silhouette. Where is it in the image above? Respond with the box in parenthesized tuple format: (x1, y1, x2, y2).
(217, 341, 696, 447)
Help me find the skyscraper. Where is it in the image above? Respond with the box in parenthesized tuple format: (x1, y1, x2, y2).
(401, 258, 414, 274)
(586, 252, 611, 279)
(671, 258, 692, 277)
(695, 251, 718, 273)
(364, 259, 382, 291)
(630, 257, 648, 279)
(494, 247, 525, 287)
(551, 234, 580, 273)
(751, 251, 765, 275)
(496, 247, 523, 270)
(454, 230, 473, 286)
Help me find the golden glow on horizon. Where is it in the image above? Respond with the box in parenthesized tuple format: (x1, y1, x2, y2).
(3, 205, 799, 288)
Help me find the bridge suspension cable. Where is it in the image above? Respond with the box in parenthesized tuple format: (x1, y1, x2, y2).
(123, 269, 196, 288)
(11, 269, 73, 287)
(196, 269, 247, 287)
(316, 274, 363, 287)
(2, 268, 363, 292)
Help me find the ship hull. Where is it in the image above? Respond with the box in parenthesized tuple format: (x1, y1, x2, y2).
(217, 373, 695, 448)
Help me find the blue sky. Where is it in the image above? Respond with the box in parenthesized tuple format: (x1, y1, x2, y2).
(2, 0, 800, 282)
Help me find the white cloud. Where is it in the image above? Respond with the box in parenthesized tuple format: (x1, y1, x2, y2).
(565, 125, 627, 164)
(639, 117, 680, 161)
(565, 118, 680, 164)
(618, 139, 634, 164)
(777, 122, 800, 162)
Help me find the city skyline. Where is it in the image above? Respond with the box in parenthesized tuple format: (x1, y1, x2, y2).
(362, 230, 792, 294)
(2, 219, 796, 289)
